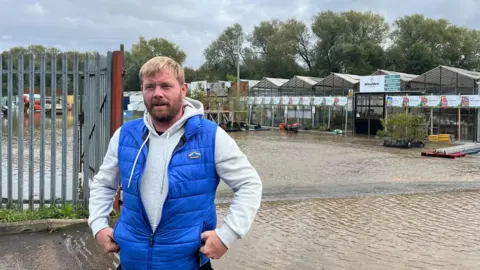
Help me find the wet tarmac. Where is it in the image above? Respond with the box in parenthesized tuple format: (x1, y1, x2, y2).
(0, 223, 115, 270)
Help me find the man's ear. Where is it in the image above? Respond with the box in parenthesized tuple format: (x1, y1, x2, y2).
(181, 83, 188, 97)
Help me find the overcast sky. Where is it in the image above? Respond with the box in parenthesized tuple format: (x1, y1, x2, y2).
(0, 0, 478, 68)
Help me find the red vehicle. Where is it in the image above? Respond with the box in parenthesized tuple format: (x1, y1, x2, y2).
(23, 96, 41, 112)
(280, 122, 301, 133)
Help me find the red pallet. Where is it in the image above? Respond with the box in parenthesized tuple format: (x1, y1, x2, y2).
(421, 151, 466, 159)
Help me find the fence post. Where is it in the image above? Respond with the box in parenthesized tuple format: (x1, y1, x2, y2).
(0, 55, 2, 209)
(111, 50, 123, 213)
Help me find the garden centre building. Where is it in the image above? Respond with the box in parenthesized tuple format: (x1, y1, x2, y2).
(248, 66, 480, 142)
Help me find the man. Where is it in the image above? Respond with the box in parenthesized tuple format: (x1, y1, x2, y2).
(88, 56, 262, 270)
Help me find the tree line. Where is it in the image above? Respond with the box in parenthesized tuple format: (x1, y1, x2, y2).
(198, 11, 480, 82)
(2, 10, 480, 93)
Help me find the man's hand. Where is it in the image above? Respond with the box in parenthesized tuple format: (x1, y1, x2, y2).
(95, 227, 120, 253)
(199, 231, 228, 260)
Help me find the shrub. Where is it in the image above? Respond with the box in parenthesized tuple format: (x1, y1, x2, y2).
(379, 112, 428, 141)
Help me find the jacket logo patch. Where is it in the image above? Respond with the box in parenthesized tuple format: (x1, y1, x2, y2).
(188, 151, 201, 160)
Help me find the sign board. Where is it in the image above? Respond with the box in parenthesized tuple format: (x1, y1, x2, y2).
(360, 75, 401, 93)
(384, 75, 401, 92)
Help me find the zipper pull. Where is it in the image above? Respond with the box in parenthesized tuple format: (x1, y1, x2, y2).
(149, 233, 154, 247)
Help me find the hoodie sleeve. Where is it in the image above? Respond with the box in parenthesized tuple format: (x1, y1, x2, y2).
(88, 127, 121, 238)
(213, 127, 263, 248)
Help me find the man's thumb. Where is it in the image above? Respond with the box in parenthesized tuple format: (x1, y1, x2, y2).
(201, 231, 211, 240)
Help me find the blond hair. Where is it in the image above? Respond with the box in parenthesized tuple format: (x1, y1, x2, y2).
(139, 56, 185, 85)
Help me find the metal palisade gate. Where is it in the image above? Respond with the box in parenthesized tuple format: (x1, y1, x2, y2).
(0, 49, 124, 210)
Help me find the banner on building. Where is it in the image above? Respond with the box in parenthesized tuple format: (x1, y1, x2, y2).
(335, 97, 348, 106)
(461, 95, 480, 108)
(420, 96, 441, 108)
(386, 95, 480, 108)
(272, 97, 281, 105)
(312, 97, 324, 106)
(406, 96, 421, 107)
(301, 96, 311, 106)
(262, 97, 272, 105)
(289, 97, 300, 105)
(386, 96, 403, 107)
(248, 95, 480, 108)
(250, 96, 348, 107)
(440, 95, 460, 108)
(325, 97, 335, 106)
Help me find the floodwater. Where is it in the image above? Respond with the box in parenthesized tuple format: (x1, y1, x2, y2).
(1, 110, 76, 202)
(215, 130, 480, 200)
(213, 131, 480, 269)
(2, 112, 480, 269)
(213, 190, 480, 270)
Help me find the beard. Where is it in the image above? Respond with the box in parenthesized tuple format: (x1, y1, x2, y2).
(146, 95, 183, 122)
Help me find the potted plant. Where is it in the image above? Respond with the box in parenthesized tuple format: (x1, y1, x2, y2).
(379, 112, 427, 148)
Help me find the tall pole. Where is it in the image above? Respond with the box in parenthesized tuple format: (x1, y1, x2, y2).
(236, 35, 241, 122)
(236, 35, 240, 92)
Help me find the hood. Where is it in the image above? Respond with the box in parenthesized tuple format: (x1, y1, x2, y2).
(143, 97, 204, 137)
(126, 97, 204, 189)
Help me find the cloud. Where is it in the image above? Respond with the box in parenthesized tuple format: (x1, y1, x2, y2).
(24, 1, 45, 15)
(0, 0, 478, 68)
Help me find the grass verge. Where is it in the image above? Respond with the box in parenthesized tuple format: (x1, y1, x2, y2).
(0, 204, 89, 223)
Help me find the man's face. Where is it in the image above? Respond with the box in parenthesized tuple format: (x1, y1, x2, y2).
(142, 69, 187, 123)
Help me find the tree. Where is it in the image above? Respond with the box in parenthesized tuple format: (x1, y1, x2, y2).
(129, 36, 186, 65)
(203, 23, 244, 81)
(311, 10, 389, 75)
(281, 18, 316, 73)
(387, 14, 480, 74)
(124, 36, 187, 91)
(332, 42, 386, 75)
(388, 14, 446, 73)
(184, 67, 198, 83)
(249, 19, 304, 78)
(1, 45, 92, 95)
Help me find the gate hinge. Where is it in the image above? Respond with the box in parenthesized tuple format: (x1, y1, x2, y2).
(79, 112, 84, 124)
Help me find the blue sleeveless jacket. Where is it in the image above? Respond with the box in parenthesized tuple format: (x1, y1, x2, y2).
(113, 115, 220, 269)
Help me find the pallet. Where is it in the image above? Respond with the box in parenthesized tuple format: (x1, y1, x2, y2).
(421, 151, 466, 159)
